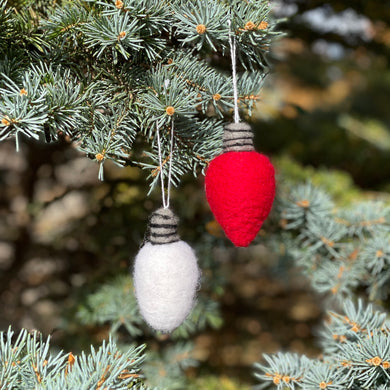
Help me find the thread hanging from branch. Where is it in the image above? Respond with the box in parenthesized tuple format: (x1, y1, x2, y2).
(166, 119, 174, 208)
(228, 20, 240, 124)
(135, 118, 199, 333)
(156, 119, 175, 209)
(15, 130, 20, 153)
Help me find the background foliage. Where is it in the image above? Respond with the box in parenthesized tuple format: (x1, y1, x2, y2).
(0, 0, 389, 389)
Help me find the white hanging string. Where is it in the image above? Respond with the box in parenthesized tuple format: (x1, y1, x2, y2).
(228, 20, 240, 124)
(156, 119, 175, 209)
(166, 119, 174, 208)
(156, 123, 166, 208)
(15, 130, 20, 153)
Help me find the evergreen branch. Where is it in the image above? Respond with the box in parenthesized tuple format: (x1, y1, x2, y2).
(42, 2, 90, 45)
(0, 0, 282, 184)
(76, 275, 144, 337)
(143, 341, 198, 389)
(79, 103, 137, 179)
(0, 95, 47, 143)
(173, 0, 229, 52)
(84, 11, 144, 63)
(0, 51, 26, 85)
(254, 300, 390, 390)
(0, 327, 147, 389)
(278, 181, 390, 300)
(138, 66, 198, 131)
(280, 182, 335, 230)
(254, 352, 308, 389)
(337, 201, 390, 238)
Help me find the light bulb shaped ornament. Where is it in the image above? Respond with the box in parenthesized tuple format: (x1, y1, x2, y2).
(205, 122, 276, 247)
(133, 207, 200, 332)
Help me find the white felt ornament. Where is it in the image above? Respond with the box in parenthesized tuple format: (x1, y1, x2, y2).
(133, 208, 200, 332)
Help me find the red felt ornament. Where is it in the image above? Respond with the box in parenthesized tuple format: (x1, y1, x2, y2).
(205, 122, 275, 247)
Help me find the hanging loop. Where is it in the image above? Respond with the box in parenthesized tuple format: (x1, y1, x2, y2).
(228, 20, 240, 124)
(156, 118, 175, 209)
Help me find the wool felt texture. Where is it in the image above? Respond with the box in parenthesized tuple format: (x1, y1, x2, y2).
(133, 240, 200, 332)
(205, 150, 275, 247)
(223, 122, 254, 152)
(146, 207, 180, 245)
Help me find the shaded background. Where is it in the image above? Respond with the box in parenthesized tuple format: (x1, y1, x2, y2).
(0, 0, 389, 388)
